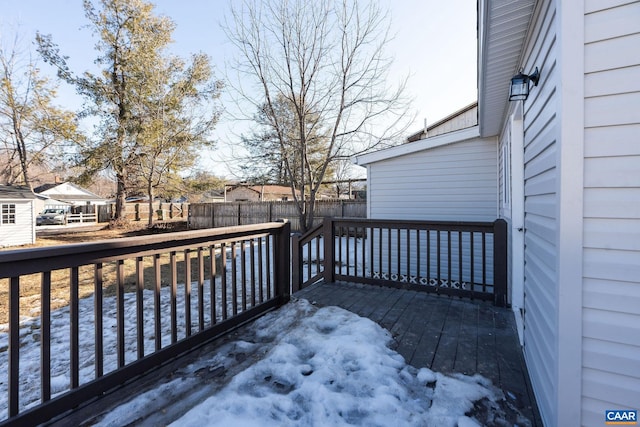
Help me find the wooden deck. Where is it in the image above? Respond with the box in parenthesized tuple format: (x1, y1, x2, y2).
(295, 281, 542, 426)
(50, 281, 541, 426)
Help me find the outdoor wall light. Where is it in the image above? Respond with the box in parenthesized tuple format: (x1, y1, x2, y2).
(509, 67, 540, 101)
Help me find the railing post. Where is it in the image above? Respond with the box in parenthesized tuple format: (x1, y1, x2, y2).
(323, 217, 335, 283)
(493, 219, 508, 307)
(274, 220, 291, 304)
(291, 233, 301, 293)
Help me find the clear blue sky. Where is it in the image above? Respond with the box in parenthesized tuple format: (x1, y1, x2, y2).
(1, 0, 477, 177)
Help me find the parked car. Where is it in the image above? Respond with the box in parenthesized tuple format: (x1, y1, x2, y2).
(36, 208, 68, 225)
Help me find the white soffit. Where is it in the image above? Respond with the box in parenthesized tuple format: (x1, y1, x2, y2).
(478, 0, 535, 137)
(353, 126, 480, 166)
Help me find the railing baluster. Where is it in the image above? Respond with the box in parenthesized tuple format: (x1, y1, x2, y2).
(458, 231, 463, 290)
(153, 255, 162, 351)
(198, 247, 205, 331)
(416, 230, 421, 280)
(117, 260, 125, 367)
(170, 252, 178, 344)
(353, 227, 357, 277)
(184, 249, 192, 337)
(70, 267, 80, 388)
(9, 276, 19, 417)
(316, 234, 321, 280)
(437, 231, 441, 290)
(426, 229, 431, 281)
(307, 238, 312, 282)
(41, 271, 51, 402)
(482, 232, 487, 291)
(250, 239, 256, 307)
(360, 227, 367, 277)
(406, 228, 411, 280)
(95, 264, 104, 377)
(447, 231, 452, 289)
(470, 232, 475, 290)
(370, 227, 375, 279)
(136, 257, 144, 359)
(396, 228, 401, 279)
(258, 238, 264, 303)
(387, 228, 391, 279)
(231, 242, 238, 316)
(209, 245, 217, 324)
(241, 240, 247, 311)
(221, 243, 228, 320)
(266, 236, 272, 300)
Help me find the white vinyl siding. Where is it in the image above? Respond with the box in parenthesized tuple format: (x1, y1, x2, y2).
(582, 1, 640, 424)
(518, 0, 559, 425)
(0, 200, 35, 247)
(368, 137, 497, 222)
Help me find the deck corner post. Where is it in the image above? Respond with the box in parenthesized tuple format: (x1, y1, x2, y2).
(275, 219, 291, 304)
(493, 218, 508, 307)
(323, 217, 335, 284)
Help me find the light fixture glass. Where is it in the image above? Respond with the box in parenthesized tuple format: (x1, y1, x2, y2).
(509, 67, 540, 101)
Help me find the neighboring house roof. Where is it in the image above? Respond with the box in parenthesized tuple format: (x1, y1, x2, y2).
(478, 0, 536, 137)
(228, 185, 299, 197)
(0, 185, 38, 200)
(34, 182, 106, 203)
(354, 126, 480, 166)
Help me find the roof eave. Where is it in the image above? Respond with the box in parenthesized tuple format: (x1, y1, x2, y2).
(478, 0, 536, 137)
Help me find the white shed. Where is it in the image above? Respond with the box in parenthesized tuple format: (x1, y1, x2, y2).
(0, 186, 37, 247)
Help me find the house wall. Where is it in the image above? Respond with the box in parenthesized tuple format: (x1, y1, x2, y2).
(0, 200, 35, 247)
(368, 136, 498, 222)
(581, 1, 640, 424)
(426, 104, 478, 138)
(226, 187, 260, 202)
(512, 0, 561, 425)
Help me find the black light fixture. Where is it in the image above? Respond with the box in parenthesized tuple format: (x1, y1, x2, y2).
(509, 67, 540, 101)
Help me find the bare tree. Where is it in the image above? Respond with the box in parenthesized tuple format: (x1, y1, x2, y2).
(226, 0, 411, 231)
(0, 34, 82, 188)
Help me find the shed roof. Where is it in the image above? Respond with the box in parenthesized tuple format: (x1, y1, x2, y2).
(354, 125, 481, 166)
(0, 185, 38, 200)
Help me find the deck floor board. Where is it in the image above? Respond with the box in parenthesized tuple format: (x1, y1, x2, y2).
(295, 281, 542, 426)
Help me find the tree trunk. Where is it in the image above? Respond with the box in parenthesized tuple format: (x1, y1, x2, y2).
(114, 172, 126, 221)
(147, 183, 155, 227)
(12, 115, 31, 189)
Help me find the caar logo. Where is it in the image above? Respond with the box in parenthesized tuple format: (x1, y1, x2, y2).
(606, 410, 637, 425)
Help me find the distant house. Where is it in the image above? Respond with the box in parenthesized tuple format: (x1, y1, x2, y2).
(0, 185, 37, 247)
(34, 182, 107, 209)
(225, 185, 299, 202)
(356, 1, 640, 425)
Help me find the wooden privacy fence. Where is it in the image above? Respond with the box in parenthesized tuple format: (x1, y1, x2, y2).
(189, 200, 366, 232)
(0, 221, 291, 426)
(292, 218, 508, 306)
(97, 202, 188, 223)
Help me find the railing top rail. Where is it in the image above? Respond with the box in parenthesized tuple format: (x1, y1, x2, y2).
(331, 217, 498, 231)
(296, 222, 324, 246)
(0, 221, 288, 278)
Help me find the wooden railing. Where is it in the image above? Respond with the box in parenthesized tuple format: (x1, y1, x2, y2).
(0, 221, 291, 426)
(292, 218, 507, 306)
